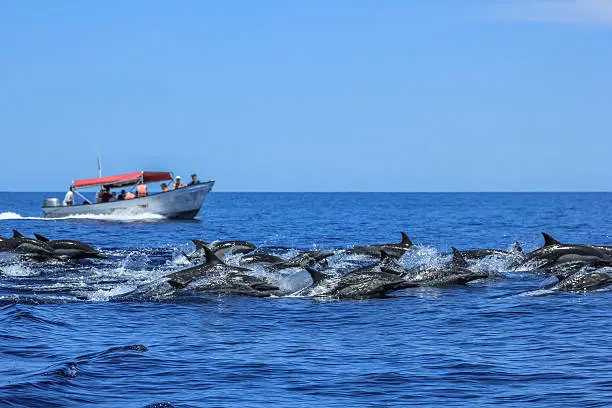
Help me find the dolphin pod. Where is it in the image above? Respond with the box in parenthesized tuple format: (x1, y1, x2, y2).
(2, 229, 611, 299)
(163, 231, 611, 298)
(0, 230, 106, 261)
(111, 231, 610, 299)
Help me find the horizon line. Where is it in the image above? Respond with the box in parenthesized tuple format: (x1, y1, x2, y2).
(2, 190, 612, 194)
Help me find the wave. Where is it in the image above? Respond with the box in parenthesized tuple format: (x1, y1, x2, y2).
(0, 210, 166, 222)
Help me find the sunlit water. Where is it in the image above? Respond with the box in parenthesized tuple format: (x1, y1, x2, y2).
(0, 192, 611, 407)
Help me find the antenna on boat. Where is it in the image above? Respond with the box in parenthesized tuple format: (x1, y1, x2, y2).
(97, 153, 102, 178)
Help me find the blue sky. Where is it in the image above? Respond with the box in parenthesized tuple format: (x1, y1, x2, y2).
(1, 0, 611, 192)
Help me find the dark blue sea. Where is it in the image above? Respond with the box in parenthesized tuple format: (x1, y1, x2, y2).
(0, 192, 611, 407)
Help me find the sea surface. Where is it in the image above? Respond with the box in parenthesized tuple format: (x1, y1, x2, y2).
(0, 192, 610, 407)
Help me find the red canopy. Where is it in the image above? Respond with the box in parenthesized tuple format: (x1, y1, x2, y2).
(73, 171, 173, 189)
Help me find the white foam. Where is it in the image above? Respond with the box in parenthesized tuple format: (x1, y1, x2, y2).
(0, 210, 166, 222)
(87, 284, 137, 302)
(0, 264, 38, 277)
(0, 212, 26, 220)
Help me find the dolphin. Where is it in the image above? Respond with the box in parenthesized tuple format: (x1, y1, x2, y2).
(300, 266, 418, 299)
(0, 230, 56, 260)
(459, 242, 523, 260)
(191, 239, 256, 259)
(272, 250, 333, 270)
(397, 248, 488, 286)
(33, 233, 107, 259)
(345, 232, 414, 259)
(520, 233, 612, 272)
(539, 233, 612, 258)
(548, 271, 612, 293)
(180, 273, 281, 297)
(238, 252, 285, 266)
(114, 245, 257, 301)
(167, 246, 252, 289)
(174, 246, 281, 297)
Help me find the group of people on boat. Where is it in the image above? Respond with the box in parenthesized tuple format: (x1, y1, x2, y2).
(62, 173, 201, 206)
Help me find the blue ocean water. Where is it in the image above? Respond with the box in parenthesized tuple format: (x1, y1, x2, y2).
(0, 192, 611, 407)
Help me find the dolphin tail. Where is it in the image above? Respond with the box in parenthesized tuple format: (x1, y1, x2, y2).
(400, 232, 413, 247)
(304, 267, 330, 286)
(542, 232, 561, 247)
(12, 230, 25, 239)
(451, 247, 469, 267)
(34, 233, 50, 242)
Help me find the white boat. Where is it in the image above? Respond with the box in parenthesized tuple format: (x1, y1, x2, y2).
(43, 171, 215, 219)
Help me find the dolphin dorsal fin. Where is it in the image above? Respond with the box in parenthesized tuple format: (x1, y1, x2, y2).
(34, 233, 50, 242)
(191, 239, 210, 251)
(12, 230, 24, 239)
(400, 232, 413, 247)
(203, 245, 223, 266)
(451, 247, 469, 268)
(380, 250, 391, 261)
(304, 267, 330, 285)
(542, 233, 561, 247)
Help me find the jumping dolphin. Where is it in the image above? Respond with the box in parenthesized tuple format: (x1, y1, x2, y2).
(191, 239, 256, 259)
(300, 266, 418, 299)
(459, 242, 523, 261)
(538, 233, 612, 257)
(114, 245, 260, 301)
(272, 250, 333, 270)
(238, 253, 285, 266)
(172, 246, 281, 297)
(345, 232, 414, 259)
(520, 233, 612, 272)
(0, 230, 56, 260)
(33, 233, 107, 259)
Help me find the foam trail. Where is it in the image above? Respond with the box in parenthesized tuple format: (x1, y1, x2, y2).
(0, 211, 166, 222)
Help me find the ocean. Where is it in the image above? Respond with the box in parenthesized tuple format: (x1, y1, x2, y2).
(0, 192, 610, 407)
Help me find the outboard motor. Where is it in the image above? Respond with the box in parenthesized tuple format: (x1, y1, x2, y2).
(43, 198, 61, 208)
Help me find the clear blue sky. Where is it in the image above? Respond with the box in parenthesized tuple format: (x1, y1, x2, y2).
(1, 0, 611, 192)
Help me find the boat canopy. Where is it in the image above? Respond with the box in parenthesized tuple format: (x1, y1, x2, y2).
(72, 171, 173, 189)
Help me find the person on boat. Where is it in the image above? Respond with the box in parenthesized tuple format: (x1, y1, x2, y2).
(96, 187, 105, 203)
(188, 173, 200, 186)
(125, 191, 136, 200)
(111, 192, 117, 201)
(118, 190, 126, 201)
(160, 183, 169, 192)
(174, 176, 185, 189)
(100, 187, 113, 203)
(63, 186, 74, 206)
(137, 183, 148, 198)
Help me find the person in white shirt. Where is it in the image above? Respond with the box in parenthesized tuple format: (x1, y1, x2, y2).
(63, 187, 75, 206)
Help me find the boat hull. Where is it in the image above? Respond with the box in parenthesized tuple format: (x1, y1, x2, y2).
(43, 181, 215, 219)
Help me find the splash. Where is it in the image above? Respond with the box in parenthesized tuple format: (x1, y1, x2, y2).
(0, 210, 166, 222)
(0, 263, 39, 277)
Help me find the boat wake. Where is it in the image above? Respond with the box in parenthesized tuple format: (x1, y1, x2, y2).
(0, 211, 167, 222)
